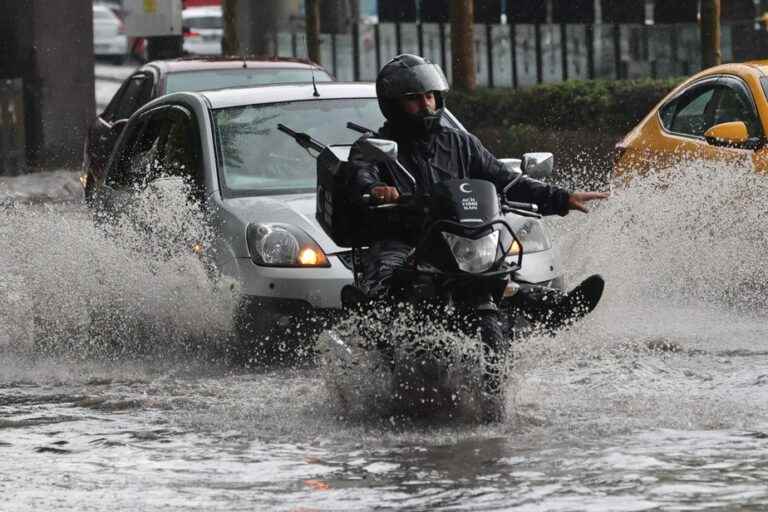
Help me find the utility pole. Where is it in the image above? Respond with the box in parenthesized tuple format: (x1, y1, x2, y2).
(222, 0, 239, 55)
(306, 0, 321, 64)
(450, 0, 476, 91)
(701, 0, 722, 68)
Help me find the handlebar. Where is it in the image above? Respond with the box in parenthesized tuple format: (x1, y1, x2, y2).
(360, 192, 540, 217)
(361, 192, 415, 209)
(504, 201, 538, 213)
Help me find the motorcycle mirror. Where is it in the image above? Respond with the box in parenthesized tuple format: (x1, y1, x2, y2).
(357, 138, 399, 162)
(522, 152, 554, 179)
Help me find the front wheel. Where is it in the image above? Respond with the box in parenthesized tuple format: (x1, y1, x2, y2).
(477, 310, 509, 422)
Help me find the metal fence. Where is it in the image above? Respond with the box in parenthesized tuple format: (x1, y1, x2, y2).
(0, 78, 25, 176)
(275, 21, 761, 86)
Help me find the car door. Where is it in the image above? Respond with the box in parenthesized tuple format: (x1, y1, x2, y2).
(153, 105, 206, 204)
(104, 104, 206, 207)
(87, 72, 155, 191)
(653, 78, 724, 165)
(102, 106, 172, 209)
(655, 76, 759, 169)
(708, 76, 766, 171)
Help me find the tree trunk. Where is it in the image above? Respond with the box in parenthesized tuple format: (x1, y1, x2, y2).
(306, 0, 321, 64)
(221, 0, 238, 55)
(701, 0, 722, 68)
(249, 0, 290, 56)
(450, 0, 476, 91)
(320, 0, 358, 34)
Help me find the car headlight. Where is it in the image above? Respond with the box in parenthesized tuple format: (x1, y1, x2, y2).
(442, 230, 499, 273)
(246, 223, 329, 267)
(505, 217, 551, 255)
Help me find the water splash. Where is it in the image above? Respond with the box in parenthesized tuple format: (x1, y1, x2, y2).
(0, 180, 237, 360)
(318, 302, 512, 423)
(509, 159, 768, 436)
(318, 160, 768, 431)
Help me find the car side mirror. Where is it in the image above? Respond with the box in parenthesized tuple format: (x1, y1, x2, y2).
(522, 152, 554, 179)
(356, 137, 399, 162)
(704, 121, 750, 148)
(111, 118, 129, 137)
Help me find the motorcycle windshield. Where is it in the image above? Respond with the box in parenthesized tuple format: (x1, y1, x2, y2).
(430, 179, 501, 226)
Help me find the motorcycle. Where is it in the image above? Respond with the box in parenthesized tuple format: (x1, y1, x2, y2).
(278, 123, 603, 421)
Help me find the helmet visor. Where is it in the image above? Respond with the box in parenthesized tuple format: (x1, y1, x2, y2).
(379, 63, 450, 99)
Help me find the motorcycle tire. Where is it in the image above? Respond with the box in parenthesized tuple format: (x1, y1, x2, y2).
(477, 310, 509, 423)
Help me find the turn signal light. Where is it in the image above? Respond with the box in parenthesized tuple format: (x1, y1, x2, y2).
(299, 247, 324, 266)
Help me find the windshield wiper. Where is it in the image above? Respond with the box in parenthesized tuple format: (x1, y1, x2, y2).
(277, 123, 327, 154)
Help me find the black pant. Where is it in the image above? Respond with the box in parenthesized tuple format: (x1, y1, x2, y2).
(361, 240, 414, 297)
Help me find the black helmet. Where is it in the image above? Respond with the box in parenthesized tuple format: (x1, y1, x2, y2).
(376, 54, 450, 134)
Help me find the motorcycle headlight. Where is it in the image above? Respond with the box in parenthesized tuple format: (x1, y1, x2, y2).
(505, 217, 551, 255)
(246, 223, 329, 267)
(442, 230, 499, 273)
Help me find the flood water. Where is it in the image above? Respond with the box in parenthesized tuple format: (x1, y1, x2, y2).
(3, 163, 768, 511)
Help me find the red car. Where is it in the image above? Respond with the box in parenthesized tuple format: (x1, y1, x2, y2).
(83, 56, 333, 200)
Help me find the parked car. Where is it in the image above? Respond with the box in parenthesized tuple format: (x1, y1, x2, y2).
(183, 5, 223, 55)
(614, 61, 768, 179)
(83, 57, 334, 200)
(93, 3, 128, 63)
(90, 82, 563, 353)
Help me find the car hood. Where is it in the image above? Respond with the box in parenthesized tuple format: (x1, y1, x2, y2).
(222, 193, 346, 254)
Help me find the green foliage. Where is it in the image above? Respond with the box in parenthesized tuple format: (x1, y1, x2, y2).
(447, 78, 682, 134)
(447, 78, 683, 186)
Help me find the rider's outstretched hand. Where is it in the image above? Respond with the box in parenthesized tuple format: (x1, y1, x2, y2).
(568, 191, 610, 213)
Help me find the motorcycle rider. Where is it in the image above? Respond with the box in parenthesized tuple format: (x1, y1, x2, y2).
(348, 54, 608, 309)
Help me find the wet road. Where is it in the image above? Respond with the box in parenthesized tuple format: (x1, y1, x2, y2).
(3, 163, 768, 510)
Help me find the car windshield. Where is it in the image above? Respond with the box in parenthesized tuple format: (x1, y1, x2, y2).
(213, 98, 384, 195)
(165, 68, 333, 93)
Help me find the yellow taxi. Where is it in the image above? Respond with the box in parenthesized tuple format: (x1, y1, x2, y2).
(613, 61, 768, 179)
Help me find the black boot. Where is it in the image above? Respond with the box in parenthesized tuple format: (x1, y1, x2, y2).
(509, 274, 605, 332)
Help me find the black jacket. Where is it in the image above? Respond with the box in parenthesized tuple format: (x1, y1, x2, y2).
(348, 120, 571, 243)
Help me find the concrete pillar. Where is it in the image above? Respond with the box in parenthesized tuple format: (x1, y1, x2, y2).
(0, 0, 94, 169)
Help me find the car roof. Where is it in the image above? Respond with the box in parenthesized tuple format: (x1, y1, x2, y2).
(92, 3, 114, 12)
(143, 56, 327, 74)
(690, 60, 768, 79)
(199, 82, 377, 109)
(745, 60, 768, 75)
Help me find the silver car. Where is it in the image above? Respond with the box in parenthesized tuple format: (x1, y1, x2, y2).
(93, 3, 128, 63)
(94, 82, 562, 343)
(182, 5, 223, 56)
